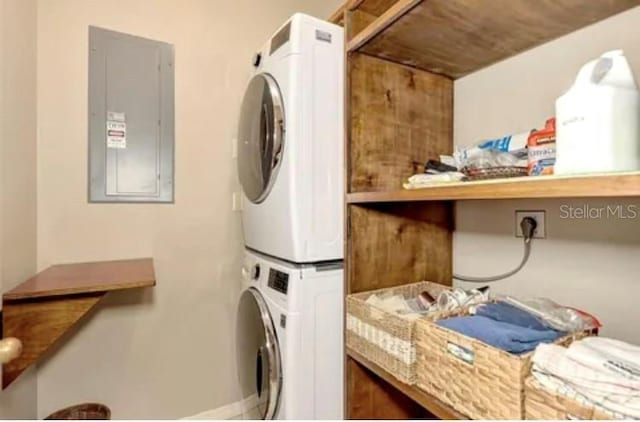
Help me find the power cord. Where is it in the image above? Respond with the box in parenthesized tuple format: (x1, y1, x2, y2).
(453, 217, 538, 283)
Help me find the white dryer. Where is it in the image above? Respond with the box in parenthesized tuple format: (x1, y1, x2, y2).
(237, 14, 344, 264)
(236, 249, 344, 420)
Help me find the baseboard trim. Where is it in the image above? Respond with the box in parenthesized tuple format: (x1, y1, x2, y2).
(183, 395, 258, 420)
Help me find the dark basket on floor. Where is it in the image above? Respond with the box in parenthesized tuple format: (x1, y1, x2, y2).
(45, 404, 111, 420)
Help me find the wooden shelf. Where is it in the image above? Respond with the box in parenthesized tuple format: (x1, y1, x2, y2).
(4, 258, 155, 301)
(347, 0, 640, 78)
(347, 172, 640, 203)
(347, 348, 466, 420)
(2, 258, 155, 388)
(342, 0, 399, 17)
(329, 2, 347, 25)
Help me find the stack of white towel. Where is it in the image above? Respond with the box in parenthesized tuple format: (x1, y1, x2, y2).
(532, 337, 640, 419)
(402, 172, 464, 190)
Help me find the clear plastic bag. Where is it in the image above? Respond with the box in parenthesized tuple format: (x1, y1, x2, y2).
(501, 296, 600, 332)
(365, 287, 490, 320)
(459, 149, 525, 170)
(435, 287, 490, 312)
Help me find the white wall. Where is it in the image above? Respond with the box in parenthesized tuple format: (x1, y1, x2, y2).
(0, 0, 38, 418)
(35, 0, 341, 419)
(454, 7, 640, 343)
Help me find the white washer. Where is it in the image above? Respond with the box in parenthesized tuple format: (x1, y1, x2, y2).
(236, 249, 344, 420)
(237, 14, 344, 263)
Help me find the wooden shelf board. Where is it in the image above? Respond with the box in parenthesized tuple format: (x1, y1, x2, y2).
(347, 347, 466, 420)
(2, 258, 155, 388)
(341, 0, 399, 16)
(330, 0, 398, 29)
(348, 0, 420, 52)
(347, 172, 640, 203)
(347, 0, 640, 78)
(329, 3, 347, 25)
(354, 0, 401, 16)
(3, 258, 155, 301)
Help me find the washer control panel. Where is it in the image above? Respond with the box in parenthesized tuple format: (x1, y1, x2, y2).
(268, 269, 289, 295)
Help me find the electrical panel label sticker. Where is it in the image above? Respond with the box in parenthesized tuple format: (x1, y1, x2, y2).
(106, 111, 127, 149)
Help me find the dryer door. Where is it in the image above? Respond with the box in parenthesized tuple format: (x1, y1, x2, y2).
(237, 73, 285, 204)
(236, 287, 282, 420)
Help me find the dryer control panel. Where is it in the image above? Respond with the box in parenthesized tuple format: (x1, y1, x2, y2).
(268, 269, 289, 295)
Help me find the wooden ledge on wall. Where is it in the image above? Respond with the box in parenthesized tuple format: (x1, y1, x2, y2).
(1, 258, 156, 389)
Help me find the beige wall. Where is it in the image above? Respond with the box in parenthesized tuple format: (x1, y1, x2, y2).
(454, 7, 640, 343)
(35, 0, 341, 419)
(0, 0, 38, 418)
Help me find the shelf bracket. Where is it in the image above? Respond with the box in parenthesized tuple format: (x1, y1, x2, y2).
(2, 293, 104, 388)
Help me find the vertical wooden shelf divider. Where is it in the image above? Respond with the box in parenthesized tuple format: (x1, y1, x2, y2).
(1, 258, 156, 388)
(342, 2, 454, 417)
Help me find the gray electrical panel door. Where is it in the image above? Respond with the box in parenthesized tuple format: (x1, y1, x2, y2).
(89, 26, 174, 203)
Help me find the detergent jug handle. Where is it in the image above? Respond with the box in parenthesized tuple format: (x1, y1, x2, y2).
(591, 56, 613, 84)
(594, 49, 638, 89)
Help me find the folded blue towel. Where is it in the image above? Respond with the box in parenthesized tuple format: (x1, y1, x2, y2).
(475, 301, 550, 331)
(437, 316, 564, 354)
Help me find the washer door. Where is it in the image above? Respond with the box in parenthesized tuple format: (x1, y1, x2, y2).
(237, 74, 285, 204)
(236, 287, 282, 420)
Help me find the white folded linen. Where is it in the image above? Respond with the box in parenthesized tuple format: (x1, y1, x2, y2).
(532, 339, 640, 418)
(532, 366, 624, 419)
(567, 337, 640, 383)
(403, 172, 465, 190)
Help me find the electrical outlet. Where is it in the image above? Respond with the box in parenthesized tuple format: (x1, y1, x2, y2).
(515, 210, 546, 239)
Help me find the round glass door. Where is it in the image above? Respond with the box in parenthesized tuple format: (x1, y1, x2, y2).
(237, 74, 285, 204)
(236, 288, 282, 420)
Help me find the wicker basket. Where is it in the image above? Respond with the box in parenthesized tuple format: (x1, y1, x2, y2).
(346, 281, 450, 384)
(525, 377, 618, 420)
(415, 307, 590, 419)
(45, 403, 111, 420)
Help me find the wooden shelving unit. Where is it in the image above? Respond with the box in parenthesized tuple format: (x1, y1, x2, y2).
(333, 0, 640, 419)
(2, 258, 155, 388)
(348, 172, 640, 203)
(347, 348, 466, 420)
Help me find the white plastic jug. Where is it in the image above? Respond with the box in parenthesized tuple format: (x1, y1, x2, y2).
(555, 50, 640, 175)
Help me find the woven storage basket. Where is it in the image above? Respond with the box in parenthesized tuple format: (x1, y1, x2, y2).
(415, 307, 590, 419)
(346, 281, 450, 384)
(525, 377, 618, 420)
(45, 403, 111, 420)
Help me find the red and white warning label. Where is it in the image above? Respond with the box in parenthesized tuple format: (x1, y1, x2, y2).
(106, 111, 127, 149)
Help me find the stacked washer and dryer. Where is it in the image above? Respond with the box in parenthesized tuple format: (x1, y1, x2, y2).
(235, 14, 345, 420)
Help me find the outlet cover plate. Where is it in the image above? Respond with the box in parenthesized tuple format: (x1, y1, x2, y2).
(515, 210, 546, 239)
